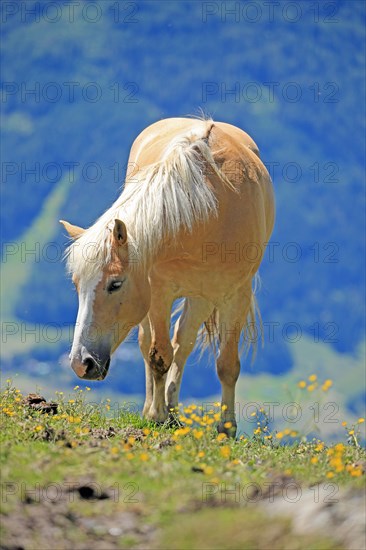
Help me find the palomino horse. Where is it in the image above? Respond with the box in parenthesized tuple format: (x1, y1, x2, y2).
(61, 117, 275, 435)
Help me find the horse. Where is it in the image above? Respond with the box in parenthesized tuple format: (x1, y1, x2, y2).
(60, 117, 275, 435)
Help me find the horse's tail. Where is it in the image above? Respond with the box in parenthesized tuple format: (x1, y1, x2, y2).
(197, 274, 263, 360)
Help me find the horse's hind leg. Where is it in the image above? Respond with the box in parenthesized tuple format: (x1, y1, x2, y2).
(165, 297, 213, 412)
(216, 284, 253, 437)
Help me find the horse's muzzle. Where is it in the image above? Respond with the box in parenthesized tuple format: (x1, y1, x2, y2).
(71, 347, 111, 380)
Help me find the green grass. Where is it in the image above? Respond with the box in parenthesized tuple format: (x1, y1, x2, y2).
(1, 382, 365, 549)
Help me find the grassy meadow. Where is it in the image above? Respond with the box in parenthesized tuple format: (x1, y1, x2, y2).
(1, 380, 365, 549)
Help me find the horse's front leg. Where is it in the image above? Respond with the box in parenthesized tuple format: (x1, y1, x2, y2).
(145, 291, 174, 423)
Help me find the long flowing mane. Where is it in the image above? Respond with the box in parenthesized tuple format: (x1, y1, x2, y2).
(66, 121, 230, 279)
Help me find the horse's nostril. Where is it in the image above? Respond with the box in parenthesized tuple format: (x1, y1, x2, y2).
(82, 356, 96, 374)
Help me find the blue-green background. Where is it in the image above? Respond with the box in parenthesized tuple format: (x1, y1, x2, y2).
(1, 1, 365, 435)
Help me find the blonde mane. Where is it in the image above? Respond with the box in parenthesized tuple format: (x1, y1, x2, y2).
(66, 122, 228, 279)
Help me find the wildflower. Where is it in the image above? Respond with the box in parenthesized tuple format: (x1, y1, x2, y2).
(290, 431, 298, 437)
(85, 387, 91, 391)
(220, 446, 231, 458)
(341, 421, 347, 427)
(326, 472, 334, 478)
(221, 405, 228, 411)
(223, 421, 232, 429)
(334, 443, 345, 452)
(348, 430, 355, 436)
(68, 416, 81, 423)
(175, 444, 182, 451)
(203, 466, 214, 475)
(73, 386, 79, 390)
(142, 428, 151, 436)
(193, 429, 204, 439)
(307, 384, 316, 392)
(110, 447, 119, 455)
(254, 428, 261, 435)
(284, 428, 291, 436)
(34, 425, 43, 432)
(322, 379, 333, 391)
(250, 411, 257, 417)
(350, 469, 362, 477)
(311, 457, 318, 464)
(127, 436, 135, 446)
(298, 380, 306, 389)
(126, 453, 134, 460)
(140, 453, 149, 462)
(217, 433, 227, 442)
(358, 418, 365, 424)
(68, 399, 75, 404)
(197, 451, 205, 458)
(315, 443, 324, 452)
(276, 432, 284, 439)
(308, 374, 317, 382)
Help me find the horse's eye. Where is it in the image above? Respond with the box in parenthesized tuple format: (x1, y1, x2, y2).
(107, 280, 123, 293)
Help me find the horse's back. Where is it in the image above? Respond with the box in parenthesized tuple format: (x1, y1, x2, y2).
(126, 117, 260, 177)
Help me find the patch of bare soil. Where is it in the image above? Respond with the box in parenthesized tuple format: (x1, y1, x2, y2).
(1, 480, 156, 550)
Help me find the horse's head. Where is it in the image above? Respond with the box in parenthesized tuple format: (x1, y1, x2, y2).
(60, 218, 150, 380)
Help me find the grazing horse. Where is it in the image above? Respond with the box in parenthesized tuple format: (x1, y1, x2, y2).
(60, 117, 275, 435)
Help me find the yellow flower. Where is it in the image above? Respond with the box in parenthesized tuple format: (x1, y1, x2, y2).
(197, 451, 205, 458)
(73, 385, 79, 390)
(322, 379, 333, 391)
(308, 374, 317, 382)
(358, 418, 365, 424)
(220, 446, 231, 458)
(85, 387, 91, 391)
(223, 421, 232, 429)
(110, 447, 119, 455)
(284, 428, 291, 435)
(68, 399, 75, 404)
(311, 457, 318, 464)
(253, 428, 261, 435)
(350, 469, 362, 477)
(126, 452, 134, 460)
(34, 425, 43, 432)
(276, 432, 284, 439)
(326, 472, 334, 478)
(315, 443, 324, 452)
(290, 431, 298, 437)
(341, 421, 347, 427)
(334, 443, 345, 452)
(193, 429, 204, 439)
(140, 453, 149, 462)
(203, 466, 214, 475)
(217, 433, 227, 442)
(221, 405, 228, 411)
(213, 413, 221, 421)
(127, 436, 135, 445)
(175, 444, 182, 451)
(307, 384, 316, 392)
(142, 428, 151, 436)
(348, 430, 355, 436)
(68, 416, 81, 423)
(298, 380, 306, 389)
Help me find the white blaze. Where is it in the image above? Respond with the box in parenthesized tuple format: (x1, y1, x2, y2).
(71, 272, 102, 359)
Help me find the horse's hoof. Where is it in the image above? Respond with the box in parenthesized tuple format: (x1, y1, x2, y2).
(164, 412, 183, 428)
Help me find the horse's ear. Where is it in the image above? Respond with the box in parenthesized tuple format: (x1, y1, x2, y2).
(113, 219, 127, 245)
(59, 220, 85, 239)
